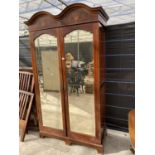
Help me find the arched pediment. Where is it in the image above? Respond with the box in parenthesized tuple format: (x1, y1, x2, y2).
(25, 3, 109, 31)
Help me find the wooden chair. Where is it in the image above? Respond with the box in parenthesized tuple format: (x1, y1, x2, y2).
(128, 110, 135, 153)
(19, 71, 34, 93)
(19, 90, 34, 141)
(19, 71, 35, 141)
(19, 70, 38, 129)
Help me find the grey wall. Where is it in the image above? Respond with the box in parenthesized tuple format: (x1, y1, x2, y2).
(105, 22, 135, 131)
(19, 35, 31, 67)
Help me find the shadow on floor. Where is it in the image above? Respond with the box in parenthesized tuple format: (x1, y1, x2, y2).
(104, 131, 133, 155)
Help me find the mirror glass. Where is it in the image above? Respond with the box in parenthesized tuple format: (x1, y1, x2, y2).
(35, 34, 63, 129)
(64, 30, 95, 136)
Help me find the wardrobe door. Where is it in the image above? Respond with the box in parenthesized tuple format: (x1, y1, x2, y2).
(64, 30, 95, 136)
(34, 34, 63, 130)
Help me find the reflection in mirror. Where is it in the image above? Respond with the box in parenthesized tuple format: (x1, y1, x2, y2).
(65, 30, 95, 136)
(35, 34, 63, 129)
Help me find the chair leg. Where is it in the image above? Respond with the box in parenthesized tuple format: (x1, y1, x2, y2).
(130, 145, 135, 154)
(77, 88, 79, 96)
(20, 128, 26, 142)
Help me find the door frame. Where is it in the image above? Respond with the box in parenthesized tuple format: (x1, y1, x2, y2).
(29, 28, 67, 138)
(59, 22, 102, 145)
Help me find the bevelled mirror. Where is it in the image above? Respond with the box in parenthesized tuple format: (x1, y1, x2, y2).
(35, 34, 63, 129)
(64, 30, 95, 136)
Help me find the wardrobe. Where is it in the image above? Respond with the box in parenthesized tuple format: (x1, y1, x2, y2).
(25, 3, 108, 153)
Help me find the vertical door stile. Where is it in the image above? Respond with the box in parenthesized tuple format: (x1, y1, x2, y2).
(93, 23, 101, 140)
(30, 33, 43, 128)
(57, 28, 67, 136)
(61, 28, 71, 137)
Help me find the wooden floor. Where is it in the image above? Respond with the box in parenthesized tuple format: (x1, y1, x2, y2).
(19, 129, 133, 155)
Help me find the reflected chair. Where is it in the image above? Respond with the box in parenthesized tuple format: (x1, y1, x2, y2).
(67, 68, 85, 95)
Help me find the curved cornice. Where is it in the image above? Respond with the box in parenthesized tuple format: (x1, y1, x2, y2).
(25, 3, 109, 25)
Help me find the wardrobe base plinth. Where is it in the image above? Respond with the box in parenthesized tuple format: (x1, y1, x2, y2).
(65, 139, 72, 145)
(39, 134, 46, 138)
(96, 146, 104, 154)
(66, 138, 104, 154)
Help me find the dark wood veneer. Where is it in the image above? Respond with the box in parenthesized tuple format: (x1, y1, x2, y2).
(26, 3, 108, 153)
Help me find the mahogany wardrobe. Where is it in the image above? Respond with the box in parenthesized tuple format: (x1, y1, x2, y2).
(26, 3, 109, 153)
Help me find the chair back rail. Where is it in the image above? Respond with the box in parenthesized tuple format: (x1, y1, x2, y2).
(19, 71, 34, 93)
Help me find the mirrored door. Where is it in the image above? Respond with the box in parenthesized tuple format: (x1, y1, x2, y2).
(35, 34, 63, 130)
(64, 30, 95, 136)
